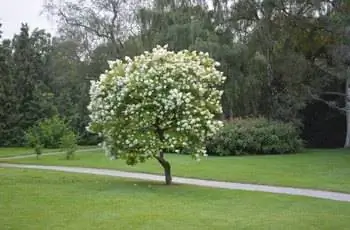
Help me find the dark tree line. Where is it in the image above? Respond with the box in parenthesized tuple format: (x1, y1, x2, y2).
(0, 24, 93, 146)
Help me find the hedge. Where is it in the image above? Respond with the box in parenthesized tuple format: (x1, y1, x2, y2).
(206, 117, 303, 156)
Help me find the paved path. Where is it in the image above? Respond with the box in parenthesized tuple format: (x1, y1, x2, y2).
(1, 163, 350, 202)
(0, 148, 101, 160)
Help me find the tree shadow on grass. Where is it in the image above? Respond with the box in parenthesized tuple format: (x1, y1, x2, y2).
(84, 177, 186, 194)
(56, 156, 81, 161)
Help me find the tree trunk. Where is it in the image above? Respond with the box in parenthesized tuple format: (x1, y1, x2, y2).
(345, 76, 350, 148)
(155, 155, 172, 185)
(154, 122, 172, 185)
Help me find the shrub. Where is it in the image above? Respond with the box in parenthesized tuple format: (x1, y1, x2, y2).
(38, 115, 70, 148)
(206, 117, 303, 156)
(25, 115, 73, 149)
(25, 125, 43, 159)
(60, 131, 78, 160)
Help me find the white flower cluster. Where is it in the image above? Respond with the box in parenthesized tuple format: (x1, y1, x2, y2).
(87, 45, 226, 164)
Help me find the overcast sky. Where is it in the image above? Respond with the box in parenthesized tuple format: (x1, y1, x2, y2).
(0, 0, 56, 39)
(0, 0, 216, 40)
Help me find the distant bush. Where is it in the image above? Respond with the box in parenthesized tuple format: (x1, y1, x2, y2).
(25, 125, 43, 158)
(60, 130, 78, 160)
(206, 117, 303, 156)
(25, 115, 74, 149)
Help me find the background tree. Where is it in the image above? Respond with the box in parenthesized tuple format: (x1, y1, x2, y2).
(0, 24, 56, 146)
(0, 23, 19, 145)
(47, 38, 95, 143)
(1, 0, 350, 149)
(12, 24, 56, 142)
(43, 0, 143, 56)
(308, 0, 350, 147)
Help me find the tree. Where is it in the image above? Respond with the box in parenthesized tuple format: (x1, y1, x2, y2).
(137, 0, 209, 51)
(137, 1, 246, 119)
(60, 130, 78, 160)
(46, 38, 93, 142)
(11, 24, 56, 142)
(0, 24, 56, 146)
(0, 23, 19, 145)
(223, 0, 316, 123)
(43, 0, 143, 55)
(308, 0, 350, 147)
(87, 45, 225, 184)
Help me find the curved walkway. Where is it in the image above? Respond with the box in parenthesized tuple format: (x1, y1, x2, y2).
(1, 163, 350, 202)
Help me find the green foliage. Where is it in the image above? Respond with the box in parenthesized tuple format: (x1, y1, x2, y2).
(37, 116, 70, 148)
(2, 0, 349, 149)
(25, 115, 72, 149)
(206, 118, 303, 156)
(60, 131, 78, 160)
(25, 125, 43, 158)
(88, 46, 225, 164)
(0, 24, 57, 146)
(0, 24, 93, 147)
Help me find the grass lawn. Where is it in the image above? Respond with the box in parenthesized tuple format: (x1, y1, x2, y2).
(1, 168, 350, 230)
(0, 147, 59, 157)
(3, 148, 350, 193)
(0, 146, 99, 158)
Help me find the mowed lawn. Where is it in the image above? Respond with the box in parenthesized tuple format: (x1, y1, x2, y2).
(0, 146, 99, 158)
(1, 168, 350, 230)
(3, 148, 350, 193)
(0, 147, 58, 157)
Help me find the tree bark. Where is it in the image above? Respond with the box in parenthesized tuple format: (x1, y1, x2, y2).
(155, 154, 172, 185)
(345, 75, 350, 148)
(154, 120, 172, 185)
(156, 156, 172, 185)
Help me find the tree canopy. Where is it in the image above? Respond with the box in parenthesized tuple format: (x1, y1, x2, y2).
(87, 45, 225, 184)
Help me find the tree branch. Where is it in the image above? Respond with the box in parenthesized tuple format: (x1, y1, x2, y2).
(308, 87, 346, 113)
(58, 9, 111, 40)
(154, 154, 164, 162)
(319, 91, 350, 102)
(109, 0, 124, 50)
(320, 91, 346, 97)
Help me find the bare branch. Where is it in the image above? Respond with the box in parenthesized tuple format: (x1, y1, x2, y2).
(320, 91, 346, 97)
(109, 0, 124, 49)
(43, 0, 143, 55)
(320, 91, 350, 102)
(307, 87, 346, 113)
(57, 9, 110, 39)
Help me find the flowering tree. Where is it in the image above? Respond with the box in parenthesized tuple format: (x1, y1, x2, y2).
(87, 45, 225, 184)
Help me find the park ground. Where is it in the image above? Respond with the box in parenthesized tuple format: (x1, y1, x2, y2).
(2, 148, 350, 193)
(0, 146, 96, 158)
(1, 147, 350, 229)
